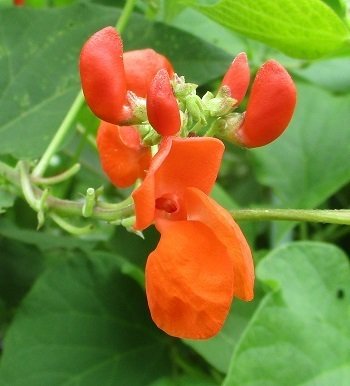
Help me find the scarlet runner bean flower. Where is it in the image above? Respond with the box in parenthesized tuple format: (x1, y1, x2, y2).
(80, 27, 174, 125)
(133, 137, 254, 339)
(146, 69, 181, 136)
(218, 55, 296, 147)
(96, 121, 151, 188)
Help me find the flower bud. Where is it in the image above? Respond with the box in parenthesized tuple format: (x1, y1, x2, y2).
(147, 69, 181, 136)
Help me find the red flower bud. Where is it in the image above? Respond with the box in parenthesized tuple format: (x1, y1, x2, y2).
(146, 69, 181, 136)
(237, 60, 297, 147)
(96, 121, 151, 188)
(221, 52, 250, 104)
(80, 27, 130, 124)
(124, 49, 174, 98)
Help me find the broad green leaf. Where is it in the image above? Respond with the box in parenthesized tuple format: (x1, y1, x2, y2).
(224, 242, 350, 385)
(293, 58, 350, 93)
(184, 292, 263, 374)
(0, 4, 231, 159)
(322, 0, 347, 17)
(149, 375, 218, 386)
(0, 252, 170, 385)
(251, 83, 350, 209)
(0, 4, 119, 159)
(186, 0, 350, 59)
(0, 189, 15, 213)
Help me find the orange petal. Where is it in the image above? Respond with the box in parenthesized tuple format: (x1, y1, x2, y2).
(124, 49, 174, 98)
(96, 121, 151, 188)
(221, 52, 250, 104)
(237, 60, 297, 147)
(80, 27, 130, 124)
(185, 188, 254, 301)
(146, 220, 234, 339)
(133, 137, 225, 230)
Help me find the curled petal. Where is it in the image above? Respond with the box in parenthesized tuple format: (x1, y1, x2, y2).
(133, 137, 225, 230)
(146, 220, 234, 339)
(80, 27, 130, 124)
(147, 69, 181, 136)
(124, 49, 174, 98)
(221, 52, 250, 104)
(185, 188, 254, 301)
(96, 121, 151, 188)
(237, 60, 297, 148)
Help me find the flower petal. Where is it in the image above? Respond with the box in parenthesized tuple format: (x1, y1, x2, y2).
(221, 52, 250, 104)
(185, 187, 254, 301)
(80, 27, 130, 124)
(133, 137, 225, 230)
(124, 49, 174, 97)
(146, 220, 234, 339)
(237, 60, 297, 148)
(147, 69, 181, 136)
(96, 121, 151, 188)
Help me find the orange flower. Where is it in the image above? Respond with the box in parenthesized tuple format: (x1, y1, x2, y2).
(96, 121, 151, 188)
(133, 137, 254, 339)
(132, 136, 225, 230)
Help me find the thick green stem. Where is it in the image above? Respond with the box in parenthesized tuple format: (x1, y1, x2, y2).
(230, 208, 350, 225)
(2, 161, 350, 226)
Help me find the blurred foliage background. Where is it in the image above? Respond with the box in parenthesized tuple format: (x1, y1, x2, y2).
(0, 0, 349, 385)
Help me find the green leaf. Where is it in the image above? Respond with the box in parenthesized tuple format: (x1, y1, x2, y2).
(223, 242, 350, 385)
(322, 0, 347, 17)
(0, 252, 171, 385)
(251, 83, 350, 209)
(0, 4, 231, 159)
(184, 292, 263, 374)
(149, 375, 218, 386)
(293, 58, 350, 93)
(186, 0, 350, 59)
(0, 4, 119, 159)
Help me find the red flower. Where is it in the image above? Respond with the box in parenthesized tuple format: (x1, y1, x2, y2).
(80, 27, 174, 124)
(221, 55, 296, 147)
(146, 69, 181, 136)
(96, 121, 151, 188)
(133, 137, 254, 339)
(124, 49, 174, 98)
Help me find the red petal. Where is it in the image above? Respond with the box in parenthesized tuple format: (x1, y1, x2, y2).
(133, 137, 225, 230)
(185, 188, 254, 301)
(80, 27, 130, 124)
(124, 49, 174, 98)
(146, 220, 234, 339)
(96, 121, 151, 188)
(146, 69, 181, 136)
(238, 60, 297, 147)
(221, 52, 250, 104)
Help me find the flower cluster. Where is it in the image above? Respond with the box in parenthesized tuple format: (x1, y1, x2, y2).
(79, 27, 296, 339)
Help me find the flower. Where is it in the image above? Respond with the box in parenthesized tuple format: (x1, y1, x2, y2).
(96, 121, 151, 188)
(220, 55, 297, 147)
(133, 137, 254, 339)
(79, 27, 174, 125)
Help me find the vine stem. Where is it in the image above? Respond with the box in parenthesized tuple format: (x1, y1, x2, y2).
(230, 208, 350, 225)
(31, 0, 138, 178)
(1, 161, 350, 226)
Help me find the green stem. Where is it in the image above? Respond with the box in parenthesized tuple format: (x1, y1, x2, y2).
(2, 161, 350, 226)
(32, 91, 85, 177)
(115, 0, 137, 32)
(31, 0, 138, 178)
(230, 208, 350, 225)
